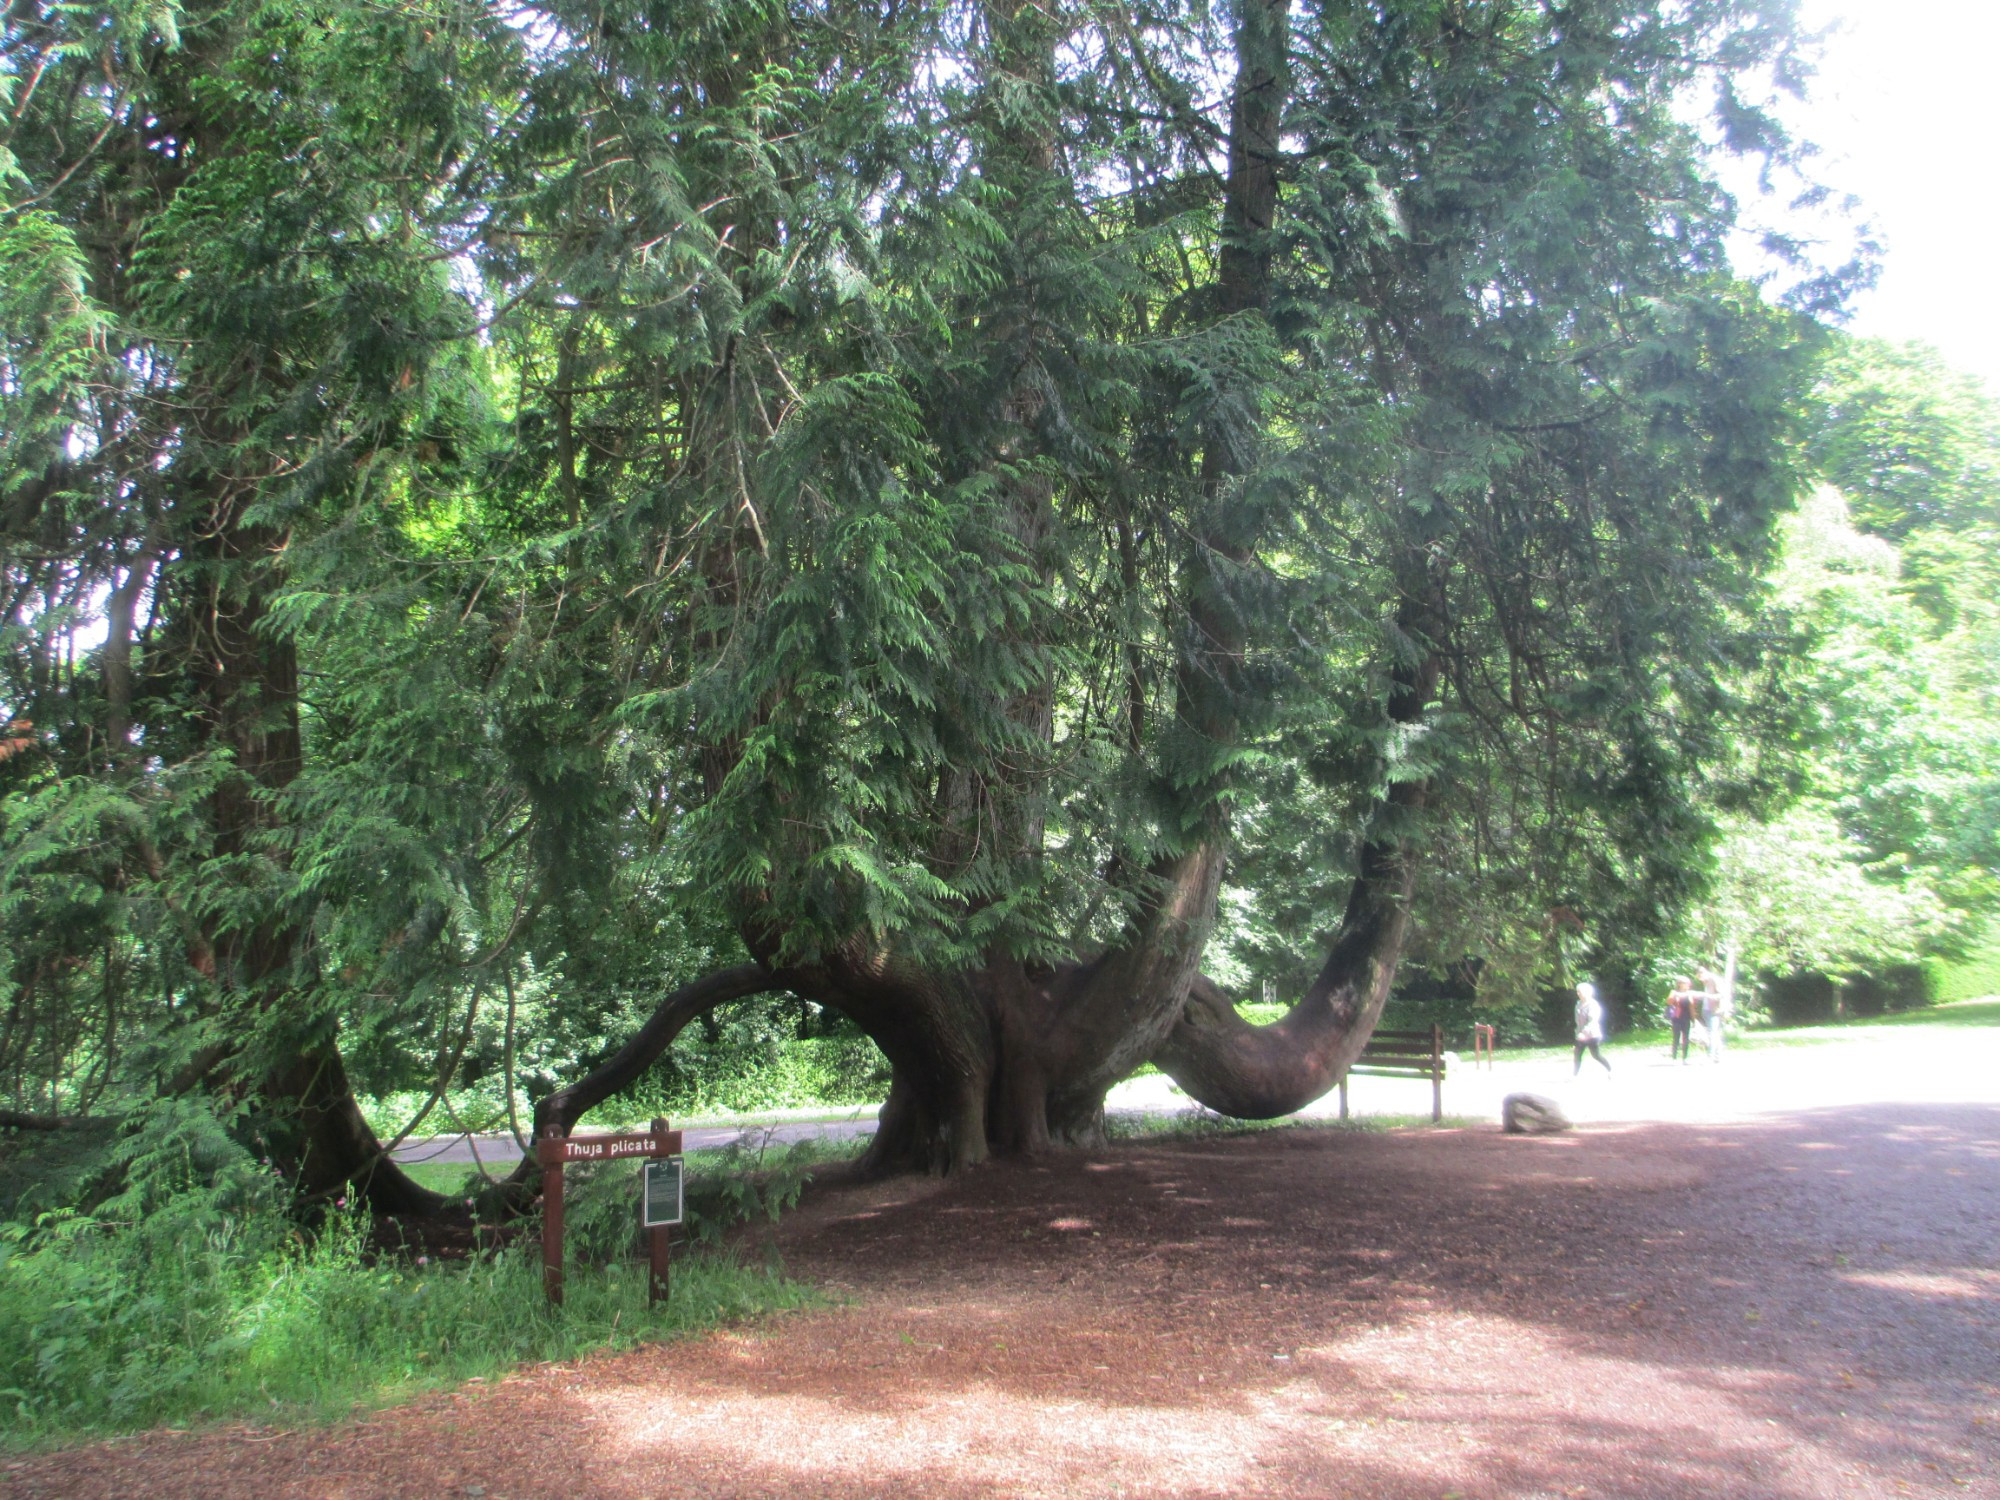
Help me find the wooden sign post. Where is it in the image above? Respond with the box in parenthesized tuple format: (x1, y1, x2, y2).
(641, 1153, 684, 1305)
(537, 1117, 683, 1308)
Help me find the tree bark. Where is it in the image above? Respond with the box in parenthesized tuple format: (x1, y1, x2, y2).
(1152, 789, 1426, 1116)
(171, 485, 443, 1213)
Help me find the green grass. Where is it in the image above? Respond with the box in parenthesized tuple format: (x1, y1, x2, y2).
(1720, 996, 2000, 1050)
(0, 1139, 855, 1450)
(1458, 996, 2000, 1073)
(0, 1223, 814, 1450)
(0, 1215, 815, 1451)
(397, 1159, 483, 1195)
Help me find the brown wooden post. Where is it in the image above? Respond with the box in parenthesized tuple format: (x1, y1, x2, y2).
(648, 1117, 671, 1308)
(1338, 1075, 1349, 1120)
(540, 1122, 565, 1307)
(1430, 1023, 1443, 1123)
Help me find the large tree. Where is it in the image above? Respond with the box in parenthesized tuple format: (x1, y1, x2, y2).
(498, 0, 1820, 1176)
(2, 0, 1829, 1202)
(1, 0, 525, 1207)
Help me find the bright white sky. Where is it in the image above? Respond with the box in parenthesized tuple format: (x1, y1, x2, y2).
(1770, 0, 2000, 390)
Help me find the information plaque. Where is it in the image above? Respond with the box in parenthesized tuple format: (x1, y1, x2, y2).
(540, 1118, 681, 1308)
(642, 1155, 685, 1228)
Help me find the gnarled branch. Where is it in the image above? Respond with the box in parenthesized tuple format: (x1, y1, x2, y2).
(501, 963, 781, 1195)
(1151, 783, 1428, 1119)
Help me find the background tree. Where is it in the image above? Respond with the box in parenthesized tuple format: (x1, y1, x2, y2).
(1651, 339, 2000, 1005)
(0, 0, 530, 1206)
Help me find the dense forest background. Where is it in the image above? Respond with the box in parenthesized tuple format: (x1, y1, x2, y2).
(1, 0, 1994, 1216)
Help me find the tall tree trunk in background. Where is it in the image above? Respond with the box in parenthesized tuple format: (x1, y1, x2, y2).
(175, 484, 442, 1213)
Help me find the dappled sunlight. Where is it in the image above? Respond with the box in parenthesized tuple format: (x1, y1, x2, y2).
(1836, 1269, 2000, 1301)
(586, 1371, 1297, 1496)
(14, 1065, 1998, 1496)
(1293, 1311, 1832, 1488)
(544, 1291, 1988, 1500)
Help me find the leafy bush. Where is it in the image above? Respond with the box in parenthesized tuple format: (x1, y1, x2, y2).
(1930, 925, 2000, 1004)
(619, 1008, 891, 1118)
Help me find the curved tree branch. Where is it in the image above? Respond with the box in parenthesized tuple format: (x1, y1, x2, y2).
(1151, 794, 1423, 1117)
(501, 962, 781, 1195)
(1152, 622, 1443, 1119)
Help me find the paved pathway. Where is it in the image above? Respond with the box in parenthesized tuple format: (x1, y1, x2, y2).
(391, 1112, 880, 1171)
(395, 1008, 1998, 1169)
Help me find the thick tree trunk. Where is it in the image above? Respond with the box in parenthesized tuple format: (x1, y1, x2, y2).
(267, 1037, 443, 1214)
(175, 494, 443, 1214)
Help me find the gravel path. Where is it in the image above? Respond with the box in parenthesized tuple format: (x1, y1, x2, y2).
(9, 1019, 1997, 1499)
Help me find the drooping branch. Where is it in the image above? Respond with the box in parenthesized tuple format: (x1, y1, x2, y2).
(500, 962, 780, 1195)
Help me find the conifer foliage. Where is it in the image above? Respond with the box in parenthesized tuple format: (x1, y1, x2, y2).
(2, 0, 1825, 1203)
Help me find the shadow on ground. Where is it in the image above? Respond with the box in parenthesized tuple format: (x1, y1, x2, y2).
(10, 1103, 1998, 1498)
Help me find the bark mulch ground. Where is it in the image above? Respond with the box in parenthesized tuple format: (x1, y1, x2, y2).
(6, 1099, 1997, 1499)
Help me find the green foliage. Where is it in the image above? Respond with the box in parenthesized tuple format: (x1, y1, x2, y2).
(1808, 339, 2000, 545)
(1642, 333, 2000, 1000)
(1930, 925, 2000, 1005)
(680, 1136, 860, 1247)
(0, 1188, 811, 1444)
(627, 1030, 889, 1119)
(0, 0, 1864, 1187)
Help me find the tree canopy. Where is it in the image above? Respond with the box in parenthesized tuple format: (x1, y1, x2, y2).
(1674, 338, 2000, 992)
(1, 0, 1846, 1203)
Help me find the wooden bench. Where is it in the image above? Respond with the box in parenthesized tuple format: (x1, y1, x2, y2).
(1338, 1023, 1445, 1123)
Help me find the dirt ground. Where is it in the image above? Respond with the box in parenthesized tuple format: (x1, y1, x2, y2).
(7, 1055, 1999, 1498)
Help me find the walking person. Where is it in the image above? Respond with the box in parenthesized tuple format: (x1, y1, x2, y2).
(1666, 976, 1696, 1062)
(1697, 965, 1726, 1061)
(1573, 981, 1612, 1075)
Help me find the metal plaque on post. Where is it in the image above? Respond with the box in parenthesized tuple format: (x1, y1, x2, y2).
(641, 1155, 685, 1228)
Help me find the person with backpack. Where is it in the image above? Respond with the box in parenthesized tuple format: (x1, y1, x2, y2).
(1666, 976, 1697, 1063)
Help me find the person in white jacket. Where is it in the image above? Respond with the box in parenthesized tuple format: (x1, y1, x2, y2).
(1573, 981, 1612, 1076)
(1697, 965, 1728, 1062)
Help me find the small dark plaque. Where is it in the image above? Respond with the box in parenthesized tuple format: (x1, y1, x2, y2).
(642, 1156, 685, 1228)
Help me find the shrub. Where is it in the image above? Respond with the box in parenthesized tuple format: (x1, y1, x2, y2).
(1929, 926, 2000, 1004)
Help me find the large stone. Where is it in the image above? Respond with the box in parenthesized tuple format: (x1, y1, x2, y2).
(1502, 1092, 1571, 1134)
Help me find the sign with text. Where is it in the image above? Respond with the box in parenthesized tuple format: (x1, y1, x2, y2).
(539, 1120, 683, 1309)
(642, 1156, 685, 1228)
(537, 1128, 682, 1166)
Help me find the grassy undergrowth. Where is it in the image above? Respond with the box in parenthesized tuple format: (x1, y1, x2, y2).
(0, 1141, 850, 1449)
